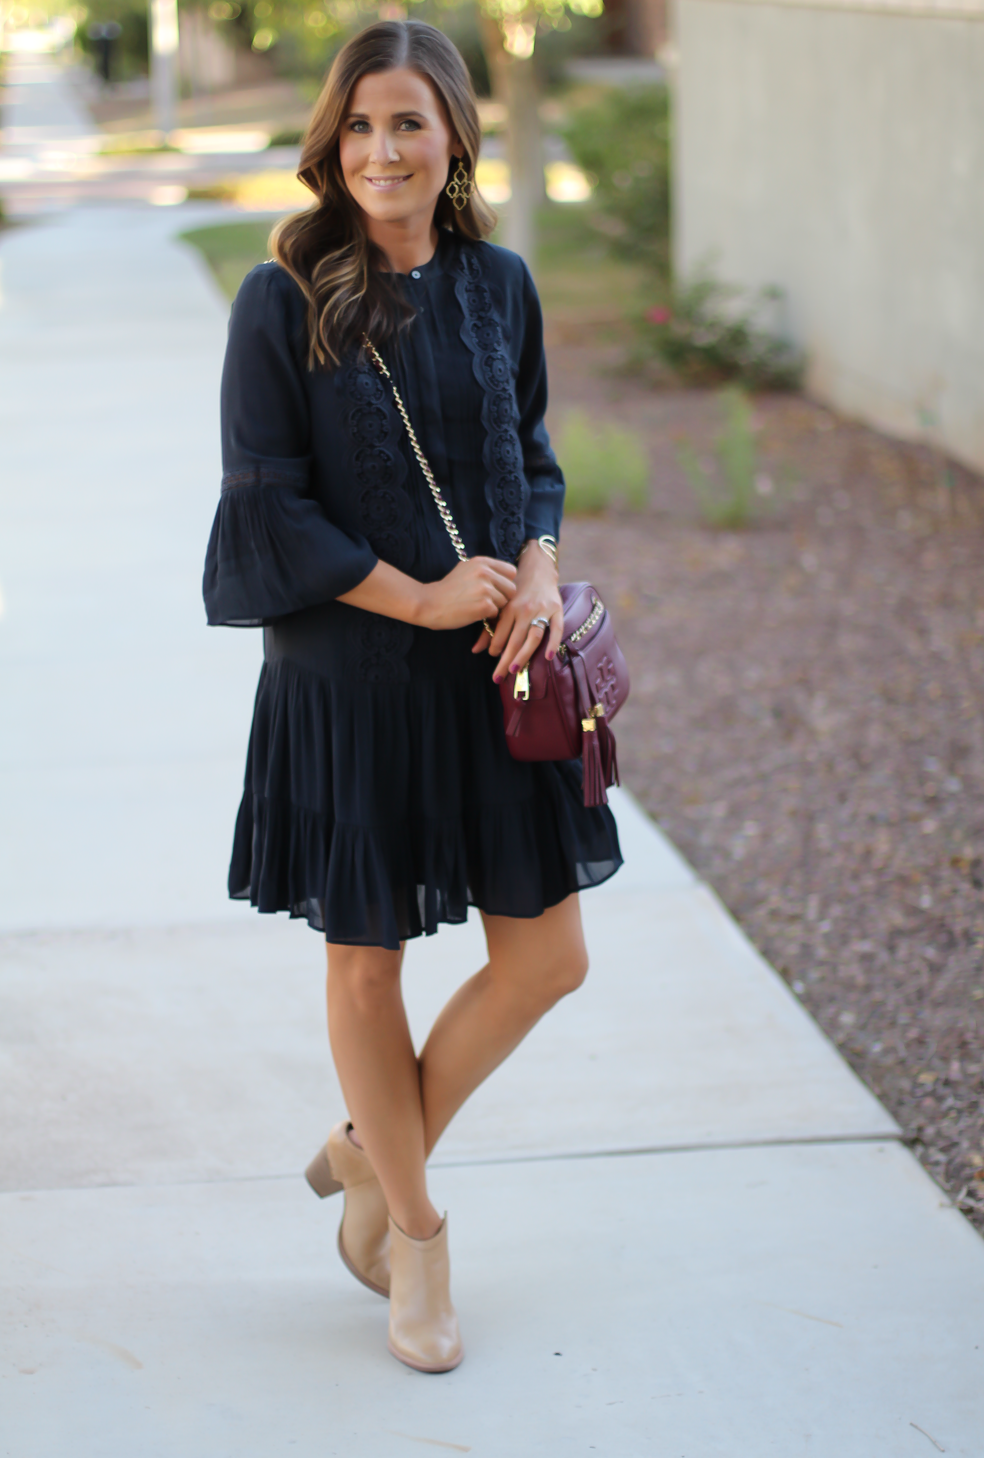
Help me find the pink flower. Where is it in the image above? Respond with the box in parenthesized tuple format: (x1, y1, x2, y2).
(646, 306, 671, 325)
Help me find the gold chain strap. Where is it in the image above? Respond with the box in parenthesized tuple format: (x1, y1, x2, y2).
(363, 336, 493, 634)
(362, 337, 469, 565)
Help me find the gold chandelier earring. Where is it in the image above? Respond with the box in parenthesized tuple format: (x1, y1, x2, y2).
(445, 158, 475, 211)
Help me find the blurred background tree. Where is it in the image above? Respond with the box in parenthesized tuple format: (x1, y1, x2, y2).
(473, 0, 602, 259)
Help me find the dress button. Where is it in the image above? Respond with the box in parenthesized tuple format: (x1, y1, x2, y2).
(411, 269, 421, 279)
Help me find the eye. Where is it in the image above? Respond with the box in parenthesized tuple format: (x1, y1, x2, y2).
(398, 119, 421, 131)
(348, 119, 370, 133)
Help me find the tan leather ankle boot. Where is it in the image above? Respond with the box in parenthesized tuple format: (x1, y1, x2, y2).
(387, 1214, 463, 1373)
(305, 1122, 390, 1297)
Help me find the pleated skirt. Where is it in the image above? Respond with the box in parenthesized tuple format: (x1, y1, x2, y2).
(229, 603, 622, 949)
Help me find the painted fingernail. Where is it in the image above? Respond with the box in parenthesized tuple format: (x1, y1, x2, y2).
(509, 663, 519, 674)
(492, 674, 503, 684)
(546, 650, 554, 661)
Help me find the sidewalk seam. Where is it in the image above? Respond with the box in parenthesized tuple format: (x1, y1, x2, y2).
(0, 1130, 905, 1198)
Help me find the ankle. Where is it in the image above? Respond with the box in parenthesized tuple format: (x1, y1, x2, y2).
(391, 1204, 443, 1242)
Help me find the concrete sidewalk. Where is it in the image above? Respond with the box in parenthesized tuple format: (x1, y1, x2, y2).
(1, 201, 982, 1455)
(0, 52, 96, 157)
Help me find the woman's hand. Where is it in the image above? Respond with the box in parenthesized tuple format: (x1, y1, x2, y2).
(472, 542, 563, 681)
(338, 555, 515, 629)
(416, 556, 518, 632)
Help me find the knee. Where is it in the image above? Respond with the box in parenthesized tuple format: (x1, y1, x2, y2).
(327, 947, 402, 1014)
(555, 946, 590, 999)
(532, 943, 590, 1007)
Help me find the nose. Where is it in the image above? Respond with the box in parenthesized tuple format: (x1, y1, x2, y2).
(368, 129, 400, 166)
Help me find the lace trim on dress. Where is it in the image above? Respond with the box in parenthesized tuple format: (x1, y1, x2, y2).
(220, 462, 311, 493)
(342, 361, 415, 572)
(341, 358, 416, 683)
(452, 245, 528, 562)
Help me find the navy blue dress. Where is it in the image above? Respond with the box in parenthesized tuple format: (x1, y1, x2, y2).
(204, 228, 621, 949)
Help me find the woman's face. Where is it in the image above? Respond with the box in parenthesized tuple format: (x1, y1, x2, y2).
(338, 66, 462, 230)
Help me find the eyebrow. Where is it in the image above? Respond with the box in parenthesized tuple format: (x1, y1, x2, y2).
(346, 109, 428, 120)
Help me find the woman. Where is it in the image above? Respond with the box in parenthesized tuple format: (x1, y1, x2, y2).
(203, 19, 621, 1373)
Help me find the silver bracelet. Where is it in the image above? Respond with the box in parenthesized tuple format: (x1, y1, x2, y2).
(518, 534, 559, 568)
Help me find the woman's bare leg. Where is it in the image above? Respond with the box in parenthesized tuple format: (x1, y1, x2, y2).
(328, 896, 586, 1228)
(325, 942, 440, 1240)
(417, 894, 588, 1156)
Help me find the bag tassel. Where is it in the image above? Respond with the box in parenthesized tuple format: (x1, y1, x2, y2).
(581, 721, 608, 808)
(600, 721, 620, 790)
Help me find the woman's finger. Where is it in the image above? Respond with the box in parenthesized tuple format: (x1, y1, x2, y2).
(471, 624, 492, 653)
(488, 606, 517, 658)
(487, 581, 514, 612)
(486, 568, 518, 601)
(488, 622, 510, 658)
(473, 555, 517, 582)
(545, 606, 564, 662)
(494, 621, 529, 681)
(493, 598, 563, 676)
(470, 558, 517, 600)
(509, 624, 547, 674)
(475, 565, 518, 618)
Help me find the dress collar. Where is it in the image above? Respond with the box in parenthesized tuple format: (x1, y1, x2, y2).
(402, 227, 460, 280)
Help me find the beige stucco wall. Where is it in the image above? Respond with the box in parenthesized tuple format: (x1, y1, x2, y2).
(672, 0, 984, 471)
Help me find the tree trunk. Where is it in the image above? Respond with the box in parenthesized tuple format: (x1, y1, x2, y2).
(477, 12, 544, 266)
(503, 50, 543, 263)
(149, 0, 179, 136)
(477, 9, 509, 108)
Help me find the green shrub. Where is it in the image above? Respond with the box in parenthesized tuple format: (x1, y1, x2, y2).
(252, 0, 491, 89)
(558, 413, 649, 514)
(678, 385, 769, 529)
(268, 127, 304, 148)
(561, 85, 670, 276)
(642, 272, 803, 390)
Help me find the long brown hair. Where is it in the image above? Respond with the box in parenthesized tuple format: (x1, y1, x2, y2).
(271, 21, 496, 369)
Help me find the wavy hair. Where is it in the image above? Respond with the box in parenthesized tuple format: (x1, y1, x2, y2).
(271, 21, 496, 369)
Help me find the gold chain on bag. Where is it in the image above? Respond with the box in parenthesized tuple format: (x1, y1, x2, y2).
(363, 336, 494, 636)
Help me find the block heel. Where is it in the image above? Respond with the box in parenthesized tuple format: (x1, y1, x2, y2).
(305, 1144, 344, 1199)
(305, 1122, 391, 1296)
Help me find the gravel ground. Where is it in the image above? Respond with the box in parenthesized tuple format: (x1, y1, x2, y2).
(550, 351, 984, 1234)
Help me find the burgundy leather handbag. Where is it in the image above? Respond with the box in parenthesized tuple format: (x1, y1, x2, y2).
(497, 583, 629, 807)
(364, 340, 630, 808)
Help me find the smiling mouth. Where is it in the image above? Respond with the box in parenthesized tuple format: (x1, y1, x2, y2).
(364, 174, 412, 189)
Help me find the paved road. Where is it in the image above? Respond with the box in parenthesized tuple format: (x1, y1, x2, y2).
(0, 62, 982, 1458)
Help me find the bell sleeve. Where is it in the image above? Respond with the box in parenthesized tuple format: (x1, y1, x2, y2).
(516, 262, 565, 544)
(203, 264, 378, 627)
